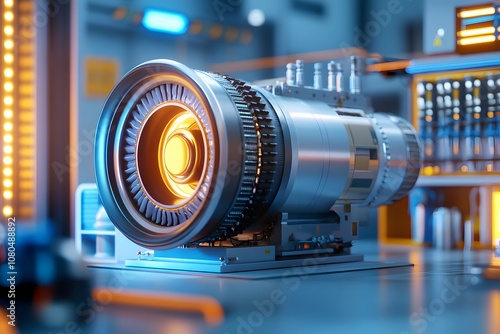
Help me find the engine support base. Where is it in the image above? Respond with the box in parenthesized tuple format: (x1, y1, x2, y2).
(124, 246, 366, 273)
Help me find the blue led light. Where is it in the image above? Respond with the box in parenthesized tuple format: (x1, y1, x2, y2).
(142, 9, 189, 35)
(462, 15, 496, 26)
(407, 57, 500, 74)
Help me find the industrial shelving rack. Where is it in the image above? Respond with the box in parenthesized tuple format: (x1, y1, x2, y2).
(378, 52, 500, 249)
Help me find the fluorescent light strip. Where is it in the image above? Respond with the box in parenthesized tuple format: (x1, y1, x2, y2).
(458, 26, 495, 37)
(142, 9, 189, 35)
(458, 35, 496, 45)
(459, 7, 495, 18)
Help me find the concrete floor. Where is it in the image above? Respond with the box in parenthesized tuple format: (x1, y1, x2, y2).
(70, 241, 500, 334)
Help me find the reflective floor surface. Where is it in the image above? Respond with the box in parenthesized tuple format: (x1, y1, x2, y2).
(25, 241, 500, 334)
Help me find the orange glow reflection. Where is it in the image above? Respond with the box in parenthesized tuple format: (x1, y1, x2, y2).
(92, 288, 224, 326)
(409, 250, 424, 311)
(487, 291, 500, 333)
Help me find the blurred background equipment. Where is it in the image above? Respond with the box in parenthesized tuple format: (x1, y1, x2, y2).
(0, 0, 48, 224)
(379, 0, 500, 250)
(74, 184, 147, 263)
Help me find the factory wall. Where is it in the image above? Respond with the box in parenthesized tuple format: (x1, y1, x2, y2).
(241, 0, 359, 57)
(72, 0, 272, 187)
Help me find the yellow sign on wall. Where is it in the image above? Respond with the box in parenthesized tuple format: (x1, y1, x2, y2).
(85, 57, 119, 97)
